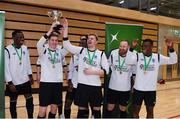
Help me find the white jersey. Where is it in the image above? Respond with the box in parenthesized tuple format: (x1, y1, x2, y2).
(5, 44, 32, 85)
(108, 49, 133, 91)
(63, 40, 109, 86)
(36, 45, 67, 66)
(37, 35, 68, 83)
(126, 49, 177, 91)
(68, 54, 79, 88)
(36, 57, 41, 66)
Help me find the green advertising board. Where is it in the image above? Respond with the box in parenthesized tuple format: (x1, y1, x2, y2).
(0, 11, 5, 118)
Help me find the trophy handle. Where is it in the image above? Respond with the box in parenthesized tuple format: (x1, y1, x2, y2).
(47, 11, 53, 20)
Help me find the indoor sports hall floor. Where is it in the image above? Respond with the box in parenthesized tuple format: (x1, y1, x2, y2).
(5, 80, 180, 118)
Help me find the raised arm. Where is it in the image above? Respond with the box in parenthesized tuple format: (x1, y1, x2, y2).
(160, 39, 177, 65)
(4, 48, 13, 83)
(125, 40, 138, 65)
(61, 18, 83, 54)
(37, 23, 55, 56)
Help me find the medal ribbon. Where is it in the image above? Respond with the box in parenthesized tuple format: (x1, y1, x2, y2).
(12, 44, 22, 63)
(48, 48, 56, 65)
(118, 55, 125, 70)
(87, 49, 96, 65)
(143, 54, 152, 71)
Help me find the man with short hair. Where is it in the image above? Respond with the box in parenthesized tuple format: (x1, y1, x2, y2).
(62, 18, 109, 118)
(125, 38, 177, 118)
(37, 22, 68, 118)
(5, 30, 34, 118)
(106, 40, 135, 118)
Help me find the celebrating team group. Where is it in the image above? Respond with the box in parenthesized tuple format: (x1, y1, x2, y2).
(5, 18, 177, 118)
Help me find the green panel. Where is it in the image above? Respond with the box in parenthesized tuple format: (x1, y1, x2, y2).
(0, 11, 5, 118)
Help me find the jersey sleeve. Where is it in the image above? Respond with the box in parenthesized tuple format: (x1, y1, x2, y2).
(68, 57, 74, 80)
(4, 48, 13, 83)
(159, 52, 177, 65)
(101, 52, 109, 75)
(37, 35, 48, 56)
(62, 57, 67, 66)
(36, 57, 41, 66)
(26, 48, 33, 75)
(60, 47, 69, 58)
(63, 39, 83, 54)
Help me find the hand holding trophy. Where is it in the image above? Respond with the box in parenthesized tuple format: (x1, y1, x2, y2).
(48, 10, 63, 34)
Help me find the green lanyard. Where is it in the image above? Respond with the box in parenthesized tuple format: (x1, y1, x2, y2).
(12, 44, 22, 64)
(143, 54, 152, 71)
(87, 49, 96, 65)
(48, 48, 56, 65)
(118, 55, 125, 70)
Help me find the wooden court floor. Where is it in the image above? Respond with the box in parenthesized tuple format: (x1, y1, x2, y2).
(5, 80, 180, 118)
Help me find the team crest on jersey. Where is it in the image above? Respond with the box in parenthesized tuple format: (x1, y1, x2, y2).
(114, 65, 129, 72)
(140, 64, 155, 71)
(56, 53, 59, 56)
(83, 57, 97, 67)
(13, 52, 16, 55)
(152, 58, 155, 63)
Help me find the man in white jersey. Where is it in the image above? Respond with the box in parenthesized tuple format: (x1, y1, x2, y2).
(37, 22, 68, 118)
(125, 38, 177, 118)
(36, 56, 68, 118)
(5, 30, 34, 118)
(105, 40, 134, 118)
(64, 35, 87, 118)
(61, 18, 109, 118)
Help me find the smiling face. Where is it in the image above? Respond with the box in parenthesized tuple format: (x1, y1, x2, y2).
(48, 35, 59, 50)
(119, 41, 129, 56)
(87, 34, 98, 49)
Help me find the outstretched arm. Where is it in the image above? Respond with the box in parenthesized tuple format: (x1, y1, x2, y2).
(61, 18, 83, 54)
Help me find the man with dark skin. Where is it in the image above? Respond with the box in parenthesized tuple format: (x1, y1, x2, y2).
(125, 38, 177, 118)
(5, 30, 34, 118)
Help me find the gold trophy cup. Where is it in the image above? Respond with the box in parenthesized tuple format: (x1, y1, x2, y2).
(48, 10, 63, 34)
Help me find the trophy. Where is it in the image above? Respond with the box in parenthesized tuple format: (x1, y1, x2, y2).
(48, 10, 63, 34)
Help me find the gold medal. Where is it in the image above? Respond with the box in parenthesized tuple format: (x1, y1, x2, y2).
(52, 65, 55, 68)
(119, 71, 122, 74)
(144, 70, 146, 74)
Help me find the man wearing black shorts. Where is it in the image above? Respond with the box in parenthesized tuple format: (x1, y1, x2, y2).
(37, 22, 68, 118)
(5, 30, 34, 118)
(62, 18, 109, 118)
(106, 40, 135, 118)
(125, 38, 177, 118)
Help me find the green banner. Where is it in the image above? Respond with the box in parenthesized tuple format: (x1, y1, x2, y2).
(103, 22, 143, 117)
(0, 11, 5, 118)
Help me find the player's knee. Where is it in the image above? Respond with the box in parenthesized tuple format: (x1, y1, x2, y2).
(107, 104, 115, 111)
(50, 104, 58, 113)
(38, 108, 46, 117)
